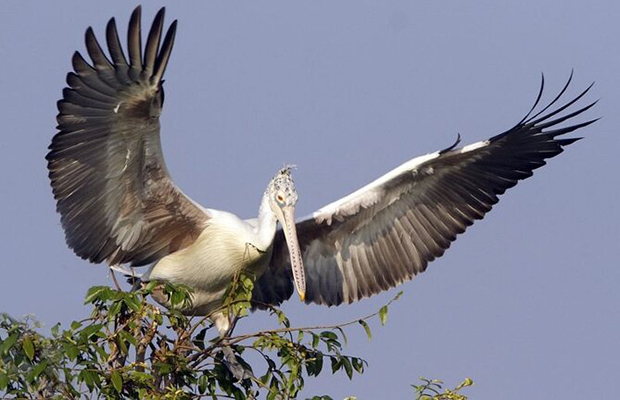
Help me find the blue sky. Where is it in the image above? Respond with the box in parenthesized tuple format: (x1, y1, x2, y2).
(1, 1, 618, 398)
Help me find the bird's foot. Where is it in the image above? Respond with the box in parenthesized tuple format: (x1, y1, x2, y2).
(221, 345, 253, 381)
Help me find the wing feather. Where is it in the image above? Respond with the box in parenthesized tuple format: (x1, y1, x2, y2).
(47, 7, 208, 267)
(254, 76, 596, 307)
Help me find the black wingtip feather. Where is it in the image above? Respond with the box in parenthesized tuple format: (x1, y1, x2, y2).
(492, 74, 597, 146)
(531, 82, 594, 127)
(556, 137, 582, 146)
(127, 6, 143, 73)
(439, 133, 462, 155)
(517, 73, 545, 126)
(85, 26, 113, 70)
(526, 70, 574, 123)
(152, 19, 177, 84)
(144, 7, 166, 75)
(106, 17, 128, 67)
(72, 51, 92, 72)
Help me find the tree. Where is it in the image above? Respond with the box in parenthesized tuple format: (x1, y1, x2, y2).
(0, 276, 472, 399)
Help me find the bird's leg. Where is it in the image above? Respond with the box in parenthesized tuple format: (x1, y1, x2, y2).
(110, 268, 123, 291)
(212, 312, 252, 381)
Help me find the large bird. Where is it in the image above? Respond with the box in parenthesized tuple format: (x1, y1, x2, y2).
(47, 7, 596, 333)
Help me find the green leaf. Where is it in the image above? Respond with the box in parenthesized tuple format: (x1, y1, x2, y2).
(117, 335, 129, 355)
(330, 357, 341, 374)
(130, 371, 154, 385)
(70, 321, 82, 331)
(341, 357, 353, 379)
(242, 275, 254, 291)
(80, 370, 97, 390)
(123, 295, 141, 312)
(111, 370, 122, 393)
(171, 290, 185, 308)
(335, 327, 348, 346)
(358, 320, 372, 341)
(84, 286, 109, 304)
(108, 301, 122, 318)
(93, 344, 109, 362)
(306, 351, 324, 377)
(379, 305, 388, 326)
(22, 336, 35, 360)
(0, 372, 8, 391)
(456, 377, 474, 390)
(267, 388, 278, 400)
(351, 357, 365, 374)
(320, 331, 338, 341)
(1, 333, 18, 355)
(31, 360, 48, 379)
(275, 309, 290, 328)
(80, 324, 104, 340)
(312, 333, 320, 348)
(144, 280, 158, 293)
(65, 343, 79, 360)
(119, 330, 138, 347)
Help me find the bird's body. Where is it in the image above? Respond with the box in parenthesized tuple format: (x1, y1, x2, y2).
(142, 205, 276, 315)
(47, 7, 597, 332)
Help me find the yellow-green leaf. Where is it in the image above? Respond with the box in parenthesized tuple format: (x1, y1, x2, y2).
(456, 377, 474, 390)
(335, 327, 348, 346)
(84, 286, 108, 304)
(358, 320, 372, 341)
(22, 336, 34, 360)
(379, 305, 388, 326)
(111, 370, 122, 393)
(1, 333, 18, 355)
(0, 372, 8, 390)
(32, 360, 48, 379)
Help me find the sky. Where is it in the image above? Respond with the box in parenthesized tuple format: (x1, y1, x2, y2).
(1, 1, 619, 398)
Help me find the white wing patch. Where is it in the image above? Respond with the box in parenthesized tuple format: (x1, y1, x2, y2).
(461, 140, 490, 153)
(313, 151, 441, 225)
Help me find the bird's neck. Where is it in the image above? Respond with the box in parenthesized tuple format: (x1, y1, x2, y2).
(255, 192, 278, 250)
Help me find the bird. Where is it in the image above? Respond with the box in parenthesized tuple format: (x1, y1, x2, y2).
(47, 6, 596, 335)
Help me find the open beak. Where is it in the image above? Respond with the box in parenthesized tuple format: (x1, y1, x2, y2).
(277, 205, 306, 302)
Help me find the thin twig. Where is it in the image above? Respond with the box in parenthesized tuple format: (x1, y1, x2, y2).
(226, 294, 401, 346)
(109, 269, 123, 292)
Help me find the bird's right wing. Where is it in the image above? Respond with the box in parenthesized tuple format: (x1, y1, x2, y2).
(253, 75, 596, 308)
(47, 7, 209, 267)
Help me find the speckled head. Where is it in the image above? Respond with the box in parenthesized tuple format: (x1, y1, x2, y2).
(268, 166, 298, 207)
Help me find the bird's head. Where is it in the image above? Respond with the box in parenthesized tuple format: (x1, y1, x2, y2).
(268, 166, 299, 209)
(267, 167, 306, 301)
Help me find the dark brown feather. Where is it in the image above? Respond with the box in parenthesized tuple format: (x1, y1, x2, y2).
(47, 7, 208, 267)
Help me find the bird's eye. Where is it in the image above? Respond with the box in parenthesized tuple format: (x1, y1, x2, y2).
(276, 194, 284, 203)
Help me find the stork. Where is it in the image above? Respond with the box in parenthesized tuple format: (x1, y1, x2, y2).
(47, 7, 596, 335)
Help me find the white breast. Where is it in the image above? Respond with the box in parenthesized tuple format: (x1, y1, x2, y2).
(143, 210, 273, 314)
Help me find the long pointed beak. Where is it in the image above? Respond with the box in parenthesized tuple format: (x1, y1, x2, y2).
(278, 205, 306, 302)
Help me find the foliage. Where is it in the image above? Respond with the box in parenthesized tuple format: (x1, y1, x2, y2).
(0, 273, 405, 399)
(412, 377, 474, 400)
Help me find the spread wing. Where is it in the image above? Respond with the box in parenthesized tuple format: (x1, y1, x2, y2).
(253, 75, 596, 307)
(47, 7, 209, 267)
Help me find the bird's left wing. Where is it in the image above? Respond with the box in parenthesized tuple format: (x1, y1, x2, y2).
(253, 76, 596, 307)
(47, 7, 209, 267)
